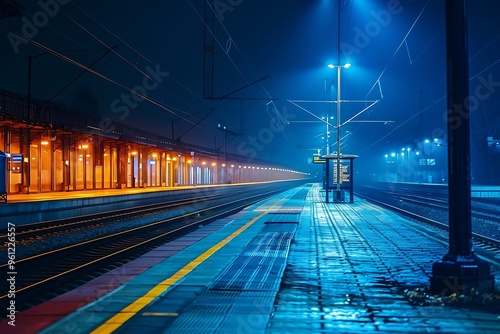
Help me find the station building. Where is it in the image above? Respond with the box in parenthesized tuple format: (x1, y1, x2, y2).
(0, 88, 305, 195)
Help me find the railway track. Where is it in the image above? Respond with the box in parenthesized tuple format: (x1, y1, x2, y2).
(354, 188, 500, 258)
(0, 190, 243, 244)
(385, 193, 500, 221)
(0, 185, 290, 313)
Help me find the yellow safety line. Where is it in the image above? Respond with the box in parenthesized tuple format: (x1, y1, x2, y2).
(91, 202, 280, 333)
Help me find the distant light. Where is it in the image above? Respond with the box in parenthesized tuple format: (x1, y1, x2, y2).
(327, 64, 335, 69)
(384, 154, 388, 158)
(433, 138, 439, 142)
(416, 151, 420, 155)
(391, 153, 396, 157)
(424, 139, 430, 144)
(344, 63, 351, 68)
(407, 147, 410, 152)
(402, 148, 405, 151)
(401, 152, 405, 157)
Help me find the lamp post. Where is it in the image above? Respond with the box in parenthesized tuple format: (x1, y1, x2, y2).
(327, 63, 351, 201)
(171, 117, 182, 141)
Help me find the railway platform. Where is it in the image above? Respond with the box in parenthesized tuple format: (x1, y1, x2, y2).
(1, 184, 499, 333)
(0, 181, 301, 228)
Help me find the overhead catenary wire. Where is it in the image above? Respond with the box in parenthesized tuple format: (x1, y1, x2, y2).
(192, 0, 294, 143)
(57, 6, 221, 137)
(364, 0, 431, 100)
(1, 2, 209, 131)
(68, 1, 214, 111)
(60, 11, 209, 121)
(1, 27, 199, 127)
(55, 4, 219, 140)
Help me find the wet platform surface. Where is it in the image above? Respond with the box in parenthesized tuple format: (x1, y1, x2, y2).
(269, 186, 500, 333)
(2, 184, 499, 333)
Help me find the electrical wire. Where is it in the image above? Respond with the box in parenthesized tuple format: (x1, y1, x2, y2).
(1, 27, 198, 127)
(56, 5, 220, 137)
(364, 0, 431, 99)
(197, 0, 294, 143)
(68, 1, 214, 111)
(60, 11, 207, 120)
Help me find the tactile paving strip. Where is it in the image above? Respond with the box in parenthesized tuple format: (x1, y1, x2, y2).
(165, 221, 298, 333)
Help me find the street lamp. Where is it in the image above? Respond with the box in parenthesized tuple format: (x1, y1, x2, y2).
(327, 63, 351, 201)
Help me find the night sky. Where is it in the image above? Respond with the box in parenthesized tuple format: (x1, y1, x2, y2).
(1, 0, 499, 182)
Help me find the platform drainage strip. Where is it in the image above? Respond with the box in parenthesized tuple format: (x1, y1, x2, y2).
(165, 220, 298, 333)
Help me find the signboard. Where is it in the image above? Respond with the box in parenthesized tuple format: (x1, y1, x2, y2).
(312, 154, 325, 164)
(10, 154, 23, 173)
(327, 159, 351, 188)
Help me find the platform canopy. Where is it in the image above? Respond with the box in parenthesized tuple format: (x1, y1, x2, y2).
(321, 154, 358, 160)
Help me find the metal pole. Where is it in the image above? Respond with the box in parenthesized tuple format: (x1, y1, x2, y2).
(325, 80, 330, 155)
(430, 0, 493, 295)
(336, 65, 341, 199)
(224, 132, 227, 162)
(446, 0, 471, 258)
(27, 54, 32, 119)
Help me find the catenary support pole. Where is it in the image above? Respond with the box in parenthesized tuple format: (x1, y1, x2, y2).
(430, 0, 494, 295)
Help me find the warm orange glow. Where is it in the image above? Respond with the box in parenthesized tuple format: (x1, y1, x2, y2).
(211, 162, 216, 166)
(80, 144, 89, 149)
(131, 151, 138, 156)
(202, 161, 206, 165)
(41, 140, 49, 145)
(187, 160, 192, 164)
(172, 157, 177, 161)
(152, 153, 157, 158)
